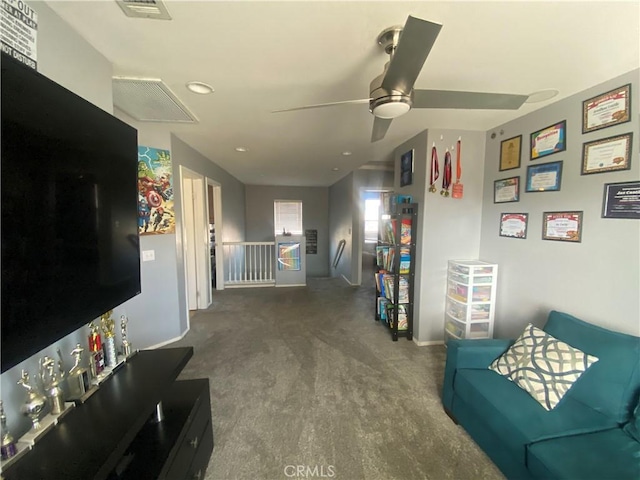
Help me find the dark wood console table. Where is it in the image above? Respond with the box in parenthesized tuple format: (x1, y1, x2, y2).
(3, 347, 214, 480)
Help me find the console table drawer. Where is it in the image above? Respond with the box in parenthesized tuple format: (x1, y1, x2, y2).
(164, 386, 212, 479)
(115, 377, 213, 480)
(187, 421, 214, 480)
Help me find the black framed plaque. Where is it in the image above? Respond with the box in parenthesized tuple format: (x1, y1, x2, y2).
(602, 181, 640, 219)
(305, 229, 318, 254)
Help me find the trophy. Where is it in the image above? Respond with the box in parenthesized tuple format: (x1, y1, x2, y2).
(17, 370, 47, 431)
(120, 315, 132, 358)
(0, 401, 17, 460)
(67, 344, 91, 401)
(88, 322, 105, 378)
(39, 352, 66, 415)
(100, 310, 117, 368)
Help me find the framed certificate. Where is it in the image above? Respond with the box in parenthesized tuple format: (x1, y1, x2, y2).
(525, 161, 563, 192)
(499, 135, 522, 171)
(582, 132, 632, 175)
(542, 211, 583, 242)
(530, 121, 566, 160)
(494, 176, 520, 203)
(499, 213, 528, 239)
(602, 181, 640, 219)
(583, 84, 631, 134)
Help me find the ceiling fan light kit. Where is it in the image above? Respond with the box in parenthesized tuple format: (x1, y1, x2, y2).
(371, 96, 411, 119)
(273, 15, 528, 142)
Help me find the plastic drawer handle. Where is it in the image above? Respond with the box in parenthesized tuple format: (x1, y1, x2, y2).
(189, 436, 199, 449)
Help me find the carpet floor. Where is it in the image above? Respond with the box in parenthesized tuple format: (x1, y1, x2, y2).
(169, 259, 503, 480)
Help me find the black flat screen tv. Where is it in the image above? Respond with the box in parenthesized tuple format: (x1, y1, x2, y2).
(1, 54, 141, 373)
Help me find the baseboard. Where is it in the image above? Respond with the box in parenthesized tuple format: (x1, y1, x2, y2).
(412, 339, 446, 347)
(145, 328, 190, 350)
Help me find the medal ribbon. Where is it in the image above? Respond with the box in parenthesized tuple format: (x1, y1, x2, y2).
(430, 143, 439, 189)
(455, 137, 462, 183)
(442, 149, 452, 194)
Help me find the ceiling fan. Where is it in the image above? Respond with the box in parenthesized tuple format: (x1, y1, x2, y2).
(273, 15, 529, 142)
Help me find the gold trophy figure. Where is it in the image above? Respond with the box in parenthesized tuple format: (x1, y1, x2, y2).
(39, 353, 66, 415)
(100, 311, 117, 368)
(120, 315, 132, 358)
(17, 370, 47, 431)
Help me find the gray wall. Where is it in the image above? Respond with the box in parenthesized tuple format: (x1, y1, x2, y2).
(113, 115, 183, 347)
(171, 134, 246, 331)
(245, 185, 329, 277)
(113, 120, 247, 346)
(0, 0, 115, 439)
(328, 173, 354, 281)
(393, 129, 487, 344)
(480, 69, 640, 338)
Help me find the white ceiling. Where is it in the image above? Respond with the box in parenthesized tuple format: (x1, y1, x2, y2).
(47, 1, 639, 187)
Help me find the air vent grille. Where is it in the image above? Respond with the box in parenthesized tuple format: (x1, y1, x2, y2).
(113, 77, 197, 123)
(115, 0, 171, 20)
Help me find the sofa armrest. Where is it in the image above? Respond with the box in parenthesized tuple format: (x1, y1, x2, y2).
(442, 338, 514, 412)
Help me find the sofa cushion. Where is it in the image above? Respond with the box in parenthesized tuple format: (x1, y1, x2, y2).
(543, 311, 640, 423)
(489, 324, 598, 410)
(527, 428, 640, 480)
(623, 395, 640, 442)
(453, 369, 617, 464)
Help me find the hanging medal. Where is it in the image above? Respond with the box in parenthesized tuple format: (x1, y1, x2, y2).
(441, 148, 452, 197)
(429, 142, 439, 193)
(452, 137, 464, 199)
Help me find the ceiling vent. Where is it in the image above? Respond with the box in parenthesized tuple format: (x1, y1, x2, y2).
(115, 0, 171, 20)
(113, 77, 198, 123)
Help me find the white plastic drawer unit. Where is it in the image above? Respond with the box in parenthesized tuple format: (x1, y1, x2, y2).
(445, 260, 498, 341)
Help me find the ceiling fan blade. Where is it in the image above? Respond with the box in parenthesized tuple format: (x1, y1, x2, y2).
(413, 89, 528, 110)
(371, 116, 393, 142)
(382, 16, 442, 94)
(272, 98, 370, 113)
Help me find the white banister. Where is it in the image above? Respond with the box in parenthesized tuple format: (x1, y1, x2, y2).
(222, 241, 276, 288)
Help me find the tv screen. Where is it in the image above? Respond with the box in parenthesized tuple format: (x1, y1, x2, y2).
(1, 54, 141, 373)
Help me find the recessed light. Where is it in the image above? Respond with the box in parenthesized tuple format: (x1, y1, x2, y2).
(342, 151, 352, 156)
(186, 81, 214, 95)
(235, 147, 248, 152)
(332, 167, 339, 171)
(525, 89, 559, 104)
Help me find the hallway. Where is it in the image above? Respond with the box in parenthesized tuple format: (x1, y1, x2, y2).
(169, 265, 502, 480)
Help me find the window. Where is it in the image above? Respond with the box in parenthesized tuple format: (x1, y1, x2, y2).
(274, 200, 303, 235)
(364, 198, 380, 243)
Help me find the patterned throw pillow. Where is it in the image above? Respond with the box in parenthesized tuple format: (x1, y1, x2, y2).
(489, 324, 599, 410)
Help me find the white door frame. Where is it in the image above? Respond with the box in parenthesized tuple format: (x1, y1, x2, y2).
(180, 166, 212, 317)
(206, 177, 224, 291)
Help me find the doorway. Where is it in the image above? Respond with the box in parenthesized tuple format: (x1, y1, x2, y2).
(359, 189, 393, 286)
(207, 178, 224, 291)
(180, 166, 213, 316)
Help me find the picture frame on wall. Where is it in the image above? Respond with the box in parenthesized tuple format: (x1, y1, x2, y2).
(499, 135, 522, 171)
(530, 120, 566, 160)
(499, 213, 528, 239)
(542, 211, 583, 242)
(494, 176, 520, 203)
(400, 149, 414, 187)
(602, 180, 640, 219)
(582, 132, 632, 175)
(582, 84, 631, 134)
(525, 161, 563, 192)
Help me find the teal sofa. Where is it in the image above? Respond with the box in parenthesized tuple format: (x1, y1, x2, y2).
(442, 310, 640, 479)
